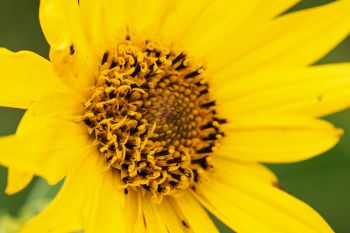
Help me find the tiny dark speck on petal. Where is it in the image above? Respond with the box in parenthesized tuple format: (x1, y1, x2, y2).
(70, 44, 75, 55)
(142, 213, 147, 228)
(273, 181, 284, 190)
(182, 220, 189, 228)
(318, 95, 324, 101)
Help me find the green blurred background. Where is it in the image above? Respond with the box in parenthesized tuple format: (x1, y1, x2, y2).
(0, 0, 350, 232)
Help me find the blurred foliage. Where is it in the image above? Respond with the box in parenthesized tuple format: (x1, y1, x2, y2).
(1, 0, 350, 232)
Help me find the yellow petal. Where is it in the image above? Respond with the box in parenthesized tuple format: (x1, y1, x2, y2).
(40, 0, 97, 91)
(140, 193, 219, 233)
(141, 196, 169, 233)
(83, 158, 126, 233)
(156, 197, 186, 233)
(217, 115, 342, 163)
(253, 0, 300, 19)
(0, 92, 89, 184)
(0, 124, 88, 185)
(16, 91, 84, 133)
(80, 0, 169, 64)
(0, 48, 63, 109)
(79, 0, 106, 56)
(194, 160, 334, 233)
(173, 192, 219, 233)
(216, 64, 350, 118)
(124, 190, 146, 233)
(160, 0, 212, 42)
(20, 147, 98, 233)
(181, 0, 297, 59)
(217, 157, 278, 185)
(124, 0, 169, 36)
(161, 0, 298, 51)
(209, 1, 350, 76)
(183, 0, 259, 54)
(102, 0, 126, 46)
(5, 169, 33, 195)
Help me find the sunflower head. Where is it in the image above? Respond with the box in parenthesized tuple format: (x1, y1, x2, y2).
(82, 35, 226, 201)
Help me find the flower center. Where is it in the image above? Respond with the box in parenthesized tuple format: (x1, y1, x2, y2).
(83, 35, 226, 202)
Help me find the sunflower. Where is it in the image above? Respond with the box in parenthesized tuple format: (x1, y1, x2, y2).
(1, 0, 350, 232)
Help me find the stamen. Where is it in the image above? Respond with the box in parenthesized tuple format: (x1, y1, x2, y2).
(201, 101, 216, 108)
